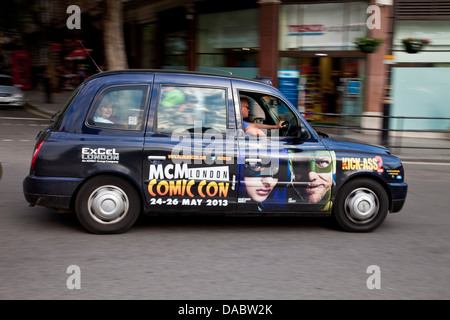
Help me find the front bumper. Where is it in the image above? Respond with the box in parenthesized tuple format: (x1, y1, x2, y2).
(388, 182, 408, 213)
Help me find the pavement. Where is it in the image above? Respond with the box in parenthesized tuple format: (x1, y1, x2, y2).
(23, 87, 449, 163)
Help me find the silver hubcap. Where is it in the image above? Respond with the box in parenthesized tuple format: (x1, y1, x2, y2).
(344, 187, 379, 224)
(87, 185, 129, 224)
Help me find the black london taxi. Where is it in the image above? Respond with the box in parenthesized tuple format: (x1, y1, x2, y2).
(23, 70, 407, 234)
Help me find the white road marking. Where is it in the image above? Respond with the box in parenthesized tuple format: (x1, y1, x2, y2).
(1, 139, 34, 142)
(0, 116, 48, 121)
(2, 123, 47, 126)
(403, 161, 450, 166)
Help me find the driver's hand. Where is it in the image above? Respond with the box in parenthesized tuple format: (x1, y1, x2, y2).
(275, 120, 287, 129)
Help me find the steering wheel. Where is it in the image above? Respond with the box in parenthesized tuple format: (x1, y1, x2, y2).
(281, 121, 291, 137)
(187, 127, 213, 133)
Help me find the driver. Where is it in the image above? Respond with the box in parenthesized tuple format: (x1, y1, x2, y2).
(240, 96, 286, 137)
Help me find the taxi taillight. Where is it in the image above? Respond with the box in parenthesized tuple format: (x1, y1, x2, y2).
(31, 141, 44, 171)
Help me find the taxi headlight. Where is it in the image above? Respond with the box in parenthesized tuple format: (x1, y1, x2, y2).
(13, 92, 24, 99)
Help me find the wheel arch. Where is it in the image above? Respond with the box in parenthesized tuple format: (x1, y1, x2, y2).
(334, 173, 392, 212)
(69, 171, 145, 213)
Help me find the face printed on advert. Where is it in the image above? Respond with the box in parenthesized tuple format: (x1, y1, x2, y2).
(243, 161, 279, 204)
(290, 151, 335, 206)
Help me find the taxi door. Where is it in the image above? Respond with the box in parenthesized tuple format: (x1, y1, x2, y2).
(143, 73, 239, 213)
(234, 87, 334, 214)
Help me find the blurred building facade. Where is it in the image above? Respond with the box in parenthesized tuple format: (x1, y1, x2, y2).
(124, 0, 391, 127)
(2, 0, 449, 132)
(1, 0, 104, 91)
(122, 0, 450, 132)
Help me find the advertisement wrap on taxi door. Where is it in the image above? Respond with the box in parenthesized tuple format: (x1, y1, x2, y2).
(147, 160, 233, 208)
(237, 150, 336, 213)
(144, 149, 340, 214)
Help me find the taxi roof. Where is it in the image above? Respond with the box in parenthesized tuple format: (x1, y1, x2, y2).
(86, 69, 274, 87)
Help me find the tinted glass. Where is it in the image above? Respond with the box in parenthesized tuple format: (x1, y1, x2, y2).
(87, 85, 149, 131)
(156, 85, 227, 134)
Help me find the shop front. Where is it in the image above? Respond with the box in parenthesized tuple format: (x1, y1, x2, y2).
(278, 1, 369, 125)
(391, 19, 450, 135)
(124, 0, 377, 128)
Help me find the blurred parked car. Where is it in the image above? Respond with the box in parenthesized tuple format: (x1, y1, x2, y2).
(0, 74, 25, 107)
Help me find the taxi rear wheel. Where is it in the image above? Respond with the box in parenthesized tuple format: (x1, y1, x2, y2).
(75, 175, 141, 234)
(333, 178, 388, 232)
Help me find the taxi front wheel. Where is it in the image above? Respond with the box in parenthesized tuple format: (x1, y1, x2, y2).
(333, 178, 388, 232)
(75, 175, 141, 234)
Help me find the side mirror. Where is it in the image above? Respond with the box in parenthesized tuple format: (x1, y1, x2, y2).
(296, 123, 310, 141)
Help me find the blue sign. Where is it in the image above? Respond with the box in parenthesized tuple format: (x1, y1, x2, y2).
(347, 80, 361, 95)
(278, 70, 299, 107)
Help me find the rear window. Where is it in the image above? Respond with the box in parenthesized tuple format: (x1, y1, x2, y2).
(87, 85, 149, 131)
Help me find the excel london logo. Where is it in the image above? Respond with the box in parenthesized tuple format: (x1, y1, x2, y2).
(81, 147, 119, 163)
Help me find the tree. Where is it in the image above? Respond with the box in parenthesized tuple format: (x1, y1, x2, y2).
(0, 0, 31, 37)
(103, 0, 128, 70)
(1, 0, 129, 72)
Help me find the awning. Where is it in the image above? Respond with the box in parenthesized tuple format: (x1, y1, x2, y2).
(64, 48, 93, 60)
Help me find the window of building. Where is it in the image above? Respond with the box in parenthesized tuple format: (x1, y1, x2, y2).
(197, 9, 259, 78)
(160, 7, 189, 70)
(279, 56, 365, 121)
(280, 2, 367, 51)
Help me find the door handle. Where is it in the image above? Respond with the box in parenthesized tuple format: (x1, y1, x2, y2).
(148, 155, 166, 162)
(245, 158, 261, 164)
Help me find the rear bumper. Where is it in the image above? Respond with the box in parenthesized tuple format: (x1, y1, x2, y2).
(23, 175, 83, 209)
(388, 182, 408, 213)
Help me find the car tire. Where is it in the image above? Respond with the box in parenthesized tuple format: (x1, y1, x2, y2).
(333, 178, 388, 232)
(75, 175, 141, 234)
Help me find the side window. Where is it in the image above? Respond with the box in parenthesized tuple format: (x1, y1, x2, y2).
(245, 96, 266, 124)
(263, 95, 297, 126)
(87, 85, 148, 131)
(156, 85, 227, 134)
(239, 91, 299, 137)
